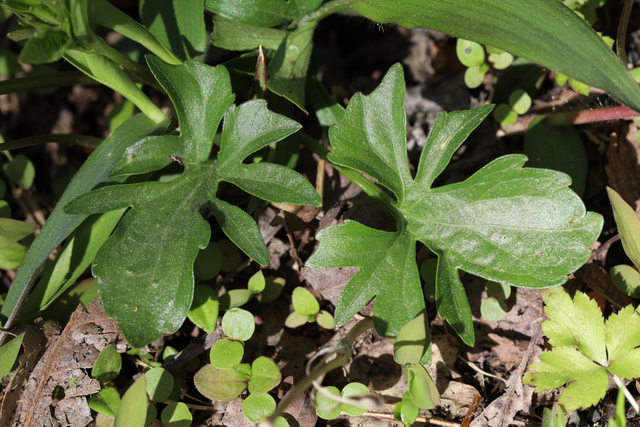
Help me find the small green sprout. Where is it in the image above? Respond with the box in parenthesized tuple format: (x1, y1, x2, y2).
(285, 287, 335, 329)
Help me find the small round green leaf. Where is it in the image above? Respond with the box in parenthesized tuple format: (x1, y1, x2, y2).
(273, 416, 290, 427)
(248, 356, 282, 394)
(480, 296, 508, 321)
(88, 387, 121, 418)
(485, 281, 511, 300)
(248, 270, 266, 294)
(488, 51, 514, 70)
(464, 64, 488, 89)
(161, 402, 192, 427)
(145, 368, 174, 402)
(508, 89, 532, 115)
(406, 363, 440, 410)
(3, 154, 35, 189)
(316, 310, 335, 330)
(242, 393, 276, 423)
(258, 277, 286, 303)
(222, 308, 255, 341)
(394, 311, 428, 365)
(234, 363, 252, 379)
(194, 241, 223, 281)
(493, 103, 518, 126)
(188, 285, 219, 333)
(218, 289, 253, 310)
(610, 265, 640, 299)
(394, 391, 419, 426)
(163, 346, 178, 363)
(315, 386, 342, 420)
(456, 38, 485, 67)
(92, 344, 122, 384)
(341, 382, 370, 416)
(292, 287, 319, 316)
(284, 311, 308, 328)
(210, 338, 244, 369)
(194, 364, 248, 401)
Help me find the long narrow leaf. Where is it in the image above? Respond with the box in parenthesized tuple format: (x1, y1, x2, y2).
(351, 0, 640, 112)
(0, 115, 165, 328)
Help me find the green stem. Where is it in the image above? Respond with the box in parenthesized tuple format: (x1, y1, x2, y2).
(266, 317, 373, 424)
(0, 134, 102, 151)
(296, 0, 351, 27)
(88, 0, 183, 65)
(0, 71, 97, 95)
(300, 132, 398, 215)
(618, 0, 633, 66)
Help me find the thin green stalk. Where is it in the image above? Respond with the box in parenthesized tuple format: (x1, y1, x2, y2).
(88, 0, 183, 65)
(296, 0, 351, 27)
(266, 317, 373, 424)
(0, 72, 97, 95)
(0, 134, 102, 151)
(618, 0, 633, 66)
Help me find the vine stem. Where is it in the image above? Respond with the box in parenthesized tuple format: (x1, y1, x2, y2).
(262, 317, 374, 425)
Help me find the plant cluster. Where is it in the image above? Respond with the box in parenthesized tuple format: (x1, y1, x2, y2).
(0, 0, 639, 425)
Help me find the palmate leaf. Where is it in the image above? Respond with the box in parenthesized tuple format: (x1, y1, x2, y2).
(523, 290, 640, 411)
(65, 57, 320, 347)
(307, 64, 602, 344)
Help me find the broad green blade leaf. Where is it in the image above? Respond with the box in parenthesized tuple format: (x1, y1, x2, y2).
(114, 374, 148, 427)
(114, 56, 234, 175)
(608, 187, 640, 271)
(307, 221, 424, 336)
(64, 60, 317, 347)
(212, 15, 287, 51)
(140, 0, 206, 61)
(0, 332, 23, 379)
(205, 0, 323, 27)
(1, 114, 163, 327)
(0, 219, 37, 249)
(328, 63, 412, 202)
(218, 100, 300, 168)
(65, 170, 214, 348)
(208, 199, 269, 265)
(351, 0, 640, 113)
(309, 64, 602, 343)
(267, 23, 315, 111)
(541, 290, 606, 366)
(523, 347, 608, 411)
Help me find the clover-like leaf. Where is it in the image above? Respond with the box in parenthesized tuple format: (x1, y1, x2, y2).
(307, 63, 602, 343)
(524, 290, 640, 411)
(65, 58, 320, 347)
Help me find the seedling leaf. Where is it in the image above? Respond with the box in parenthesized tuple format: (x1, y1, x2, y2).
(222, 308, 255, 341)
(114, 374, 147, 427)
(92, 344, 122, 384)
(248, 356, 281, 394)
(292, 287, 320, 316)
(341, 382, 370, 416)
(146, 367, 174, 402)
(0, 332, 23, 379)
(161, 402, 192, 427)
(188, 285, 219, 333)
(308, 64, 602, 343)
(194, 364, 248, 401)
(524, 290, 640, 411)
(210, 338, 244, 369)
(242, 393, 276, 423)
(88, 387, 121, 418)
(315, 386, 342, 420)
